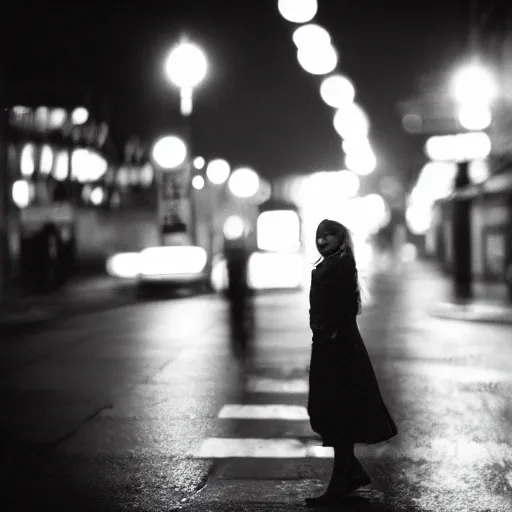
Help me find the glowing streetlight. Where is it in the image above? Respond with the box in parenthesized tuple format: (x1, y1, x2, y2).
(297, 44, 338, 75)
(278, 0, 318, 23)
(193, 156, 205, 170)
(345, 150, 377, 176)
(452, 63, 497, 105)
(320, 75, 355, 109)
(71, 107, 89, 125)
(151, 135, 188, 170)
(223, 215, 245, 240)
(206, 158, 231, 185)
(165, 41, 208, 116)
(228, 167, 260, 198)
(192, 175, 205, 190)
(424, 132, 491, 162)
(12, 180, 32, 208)
(292, 24, 330, 50)
(333, 103, 369, 139)
(458, 103, 492, 130)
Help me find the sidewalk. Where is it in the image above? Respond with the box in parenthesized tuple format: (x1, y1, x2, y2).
(412, 259, 512, 325)
(0, 275, 138, 335)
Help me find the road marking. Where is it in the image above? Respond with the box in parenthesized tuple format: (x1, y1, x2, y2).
(218, 404, 309, 420)
(245, 377, 308, 394)
(195, 438, 333, 458)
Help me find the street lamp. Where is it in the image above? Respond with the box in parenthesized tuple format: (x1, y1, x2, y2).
(452, 62, 497, 132)
(165, 40, 208, 116)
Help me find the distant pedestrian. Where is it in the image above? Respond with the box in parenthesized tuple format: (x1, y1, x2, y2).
(224, 240, 253, 363)
(305, 219, 397, 507)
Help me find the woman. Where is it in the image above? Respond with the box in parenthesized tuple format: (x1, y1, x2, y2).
(306, 219, 397, 508)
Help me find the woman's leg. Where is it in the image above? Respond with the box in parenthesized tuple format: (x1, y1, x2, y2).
(305, 442, 353, 506)
(325, 442, 352, 494)
(347, 451, 369, 480)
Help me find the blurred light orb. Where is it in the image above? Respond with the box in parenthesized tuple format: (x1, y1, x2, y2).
(229, 167, 260, 198)
(337, 170, 360, 198)
(193, 156, 205, 170)
(90, 186, 105, 206)
(320, 75, 355, 108)
(345, 150, 377, 176)
(458, 104, 492, 131)
(223, 215, 245, 240)
(334, 103, 369, 139)
(292, 24, 330, 50)
(20, 143, 35, 177)
(452, 63, 497, 105)
(140, 163, 154, 187)
(12, 180, 31, 208)
(152, 135, 187, 170)
(206, 158, 231, 185)
(192, 175, 205, 190)
(49, 108, 67, 129)
(424, 132, 491, 162)
(40, 145, 54, 175)
(468, 159, 490, 184)
(278, 0, 318, 23)
(165, 42, 208, 89)
(297, 44, 337, 75)
(71, 107, 89, 125)
(406, 203, 432, 236)
(402, 113, 422, 133)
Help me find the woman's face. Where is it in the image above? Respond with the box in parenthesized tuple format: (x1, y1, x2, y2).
(316, 231, 341, 257)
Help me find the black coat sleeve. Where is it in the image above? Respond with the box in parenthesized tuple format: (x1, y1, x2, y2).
(309, 254, 360, 339)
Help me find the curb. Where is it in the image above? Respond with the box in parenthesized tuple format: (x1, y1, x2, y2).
(429, 302, 512, 325)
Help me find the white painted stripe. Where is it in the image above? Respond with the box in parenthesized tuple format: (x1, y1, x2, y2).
(195, 438, 333, 458)
(245, 377, 308, 394)
(506, 471, 512, 489)
(218, 404, 309, 420)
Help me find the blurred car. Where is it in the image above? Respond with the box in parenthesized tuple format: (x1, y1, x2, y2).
(106, 245, 209, 294)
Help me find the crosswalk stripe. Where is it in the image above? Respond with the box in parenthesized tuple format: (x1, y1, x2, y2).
(195, 438, 333, 458)
(245, 377, 308, 393)
(218, 404, 309, 420)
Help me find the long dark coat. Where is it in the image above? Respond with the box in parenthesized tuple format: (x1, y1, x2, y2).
(307, 251, 398, 446)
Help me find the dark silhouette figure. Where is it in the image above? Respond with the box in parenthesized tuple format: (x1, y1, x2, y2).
(224, 241, 254, 363)
(306, 219, 398, 508)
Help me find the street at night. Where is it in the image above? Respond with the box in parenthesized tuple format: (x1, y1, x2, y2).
(3, 1, 512, 511)
(1, 257, 511, 511)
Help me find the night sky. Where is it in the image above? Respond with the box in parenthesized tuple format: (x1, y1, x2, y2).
(7, 0, 475, 190)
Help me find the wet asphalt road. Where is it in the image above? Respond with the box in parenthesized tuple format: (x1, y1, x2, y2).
(0, 259, 511, 512)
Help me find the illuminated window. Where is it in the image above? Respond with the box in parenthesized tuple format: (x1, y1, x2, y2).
(257, 210, 300, 253)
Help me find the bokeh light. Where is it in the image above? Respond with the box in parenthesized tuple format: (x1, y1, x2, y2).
(320, 75, 355, 109)
(206, 159, 231, 185)
(165, 42, 208, 89)
(278, 0, 318, 24)
(297, 44, 337, 75)
(228, 167, 260, 198)
(152, 135, 187, 170)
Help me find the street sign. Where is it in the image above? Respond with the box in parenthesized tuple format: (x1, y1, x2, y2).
(157, 162, 193, 244)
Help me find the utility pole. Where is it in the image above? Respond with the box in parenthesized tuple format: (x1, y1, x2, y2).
(452, 161, 473, 301)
